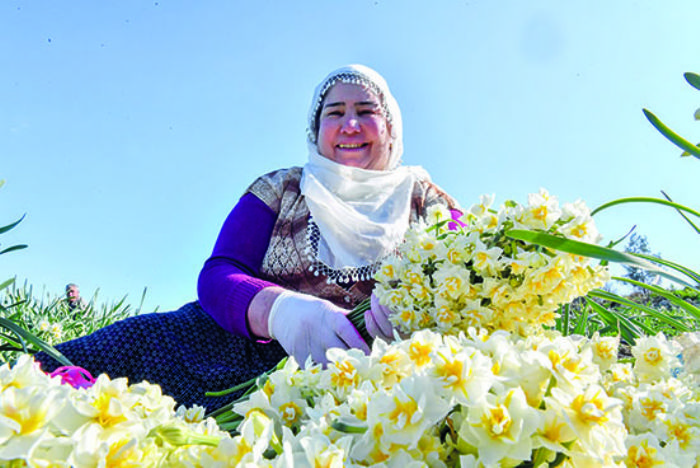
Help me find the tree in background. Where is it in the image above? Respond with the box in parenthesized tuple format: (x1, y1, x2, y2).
(623, 233, 661, 290)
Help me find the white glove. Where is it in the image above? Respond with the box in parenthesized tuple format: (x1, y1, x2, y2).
(268, 290, 370, 367)
(364, 292, 395, 343)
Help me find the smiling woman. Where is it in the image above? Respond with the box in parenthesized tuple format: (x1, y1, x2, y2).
(34, 64, 459, 411)
(316, 82, 392, 170)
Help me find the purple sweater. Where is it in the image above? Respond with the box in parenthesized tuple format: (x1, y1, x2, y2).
(197, 193, 278, 339)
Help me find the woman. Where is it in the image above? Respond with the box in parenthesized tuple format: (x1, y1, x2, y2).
(35, 65, 457, 411)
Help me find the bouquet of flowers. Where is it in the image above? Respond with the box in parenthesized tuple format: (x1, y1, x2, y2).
(372, 189, 610, 337)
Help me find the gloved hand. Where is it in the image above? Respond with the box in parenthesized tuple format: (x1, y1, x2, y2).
(268, 290, 370, 367)
(364, 293, 395, 343)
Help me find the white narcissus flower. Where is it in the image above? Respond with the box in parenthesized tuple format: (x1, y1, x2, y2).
(625, 384, 674, 434)
(470, 240, 503, 277)
(176, 404, 206, 424)
(1, 354, 56, 393)
(526, 258, 566, 297)
(443, 232, 476, 265)
(547, 385, 626, 458)
(604, 362, 635, 392)
(50, 323, 63, 341)
(424, 203, 453, 228)
(532, 408, 577, 455)
(458, 387, 543, 466)
(374, 256, 404, 284)
(560, 214, 603, 244)
(369, 339, 412, 388)
(632, 333, 683, 383)
(660, 413, 700, 456)
(38, 320, 50, 332)
(403, 229, 444, 264)
(469, 194, 495, 217)
(456, 299, 492, 331)
(367, 375, 451, 451)
(433, 263, 471, 302)
(405, 330, 443, 369)
(0, 386, 62, 462)
(392, 303, 429, 334)
(429, 345, 493, 407)
(322, 348, 371, 400)
(585, 332, 620, 372)
(501, 348, 551, 408)
(622, 433, 672, 468)
(373, 284, 410, 315)
(539, 336, 601, 393)
(519, 188, 562, 230)
(431, 296, 462, 332)
(299, 434, 351, 468)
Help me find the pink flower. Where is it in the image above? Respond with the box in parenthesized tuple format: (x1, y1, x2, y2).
(49, 366, 96, 389)
(448, 209, 466, 231)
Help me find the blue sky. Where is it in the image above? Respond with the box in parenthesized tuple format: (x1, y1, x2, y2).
(2, 1, 699, 312)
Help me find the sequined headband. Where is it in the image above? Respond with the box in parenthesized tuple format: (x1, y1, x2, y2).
(307, 72, 393, 144)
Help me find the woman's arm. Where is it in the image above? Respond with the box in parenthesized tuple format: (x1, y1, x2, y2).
(198, 189, 370, 365)
(197, 192, 280, 339)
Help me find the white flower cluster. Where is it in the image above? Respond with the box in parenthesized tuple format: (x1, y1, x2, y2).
(227, 329, 699, 467)
(374, 189, 610, 337)
(0, 355, 238, 466)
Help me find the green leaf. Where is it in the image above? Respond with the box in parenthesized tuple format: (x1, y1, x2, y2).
(584, 297, 643, 344)
(0, 244, 28, 255)
(643, 109, 700, 159)
(612, 277, 700, 320)
(694, 108, 700, 121)
(633, 252, 700, 285)
(0, 317, 73, 366)
(589, 288, 693, 332)
(680, 144, 700, 157)
(559, 303, 570, 335)
(591, 197, 700, 220)
(0, 214, 26, 235)
(572, 304, 589, 335)
(331, 419, 368, 434)
(659, 190, 700, 235)
(0, 277, 15, 292)
(505, 230, 697, 288)
(685, 72, 700, 91)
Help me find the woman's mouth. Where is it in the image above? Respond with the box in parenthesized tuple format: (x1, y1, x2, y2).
(337, 143, 368, 150)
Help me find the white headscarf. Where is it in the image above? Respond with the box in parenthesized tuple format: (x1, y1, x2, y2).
(300, 65, 428, 271)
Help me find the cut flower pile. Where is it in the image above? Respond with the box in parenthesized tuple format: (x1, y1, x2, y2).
(229, 328, 700, 467)
(1, 190, 699, 467)
(0, 355, 242, 466)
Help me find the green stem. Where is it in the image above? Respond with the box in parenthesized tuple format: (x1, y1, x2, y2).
(643, 108, 700, 159)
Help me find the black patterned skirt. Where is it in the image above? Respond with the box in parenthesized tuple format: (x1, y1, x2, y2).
(34, 302, 287, 411)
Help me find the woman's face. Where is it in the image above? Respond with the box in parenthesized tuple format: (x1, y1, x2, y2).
(317, 83, 392, 170)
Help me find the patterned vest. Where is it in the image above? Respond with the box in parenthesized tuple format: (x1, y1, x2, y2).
(247, 167, 457, 309)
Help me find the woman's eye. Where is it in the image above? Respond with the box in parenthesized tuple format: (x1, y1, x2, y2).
(325, 111, 342, 117)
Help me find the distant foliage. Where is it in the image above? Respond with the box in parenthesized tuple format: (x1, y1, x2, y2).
(623, 233, 660, 288)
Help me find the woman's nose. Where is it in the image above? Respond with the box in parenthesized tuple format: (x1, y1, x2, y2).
(341, 117, 360, 133)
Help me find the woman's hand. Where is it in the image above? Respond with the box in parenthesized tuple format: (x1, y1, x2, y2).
(268, 290, 370, 367)
(364, 293, 395, 343)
